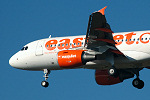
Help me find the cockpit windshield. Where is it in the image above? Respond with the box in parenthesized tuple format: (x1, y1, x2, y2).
(20, 46, 28, 51)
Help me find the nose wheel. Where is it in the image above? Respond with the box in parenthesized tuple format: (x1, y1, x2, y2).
(41, 81, 49, 87)
(41, 69, 50, 88)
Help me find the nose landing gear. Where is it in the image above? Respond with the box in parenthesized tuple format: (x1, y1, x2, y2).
(41, 69, 50, 88)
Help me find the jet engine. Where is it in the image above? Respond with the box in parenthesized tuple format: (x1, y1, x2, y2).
(57, 50, 95, 68)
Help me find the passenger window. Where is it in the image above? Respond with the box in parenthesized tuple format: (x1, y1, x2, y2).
(62, 44, 64, 47)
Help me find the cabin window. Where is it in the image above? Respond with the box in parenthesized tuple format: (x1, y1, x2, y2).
(78, 43, 80, 45)
(62, 44, 64, 47)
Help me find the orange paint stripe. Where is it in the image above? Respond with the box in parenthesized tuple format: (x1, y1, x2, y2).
(95, 28, 113, 33)
(109, 49, 123, 55)
(94, 39, 116, 44)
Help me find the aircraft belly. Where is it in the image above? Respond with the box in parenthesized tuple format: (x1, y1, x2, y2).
(121, 51, 150, 61)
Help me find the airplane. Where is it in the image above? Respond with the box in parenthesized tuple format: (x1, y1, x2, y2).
(9, 6, 150, 89)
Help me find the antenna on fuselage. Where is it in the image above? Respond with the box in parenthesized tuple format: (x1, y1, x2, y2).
(49, 35, 51, 38)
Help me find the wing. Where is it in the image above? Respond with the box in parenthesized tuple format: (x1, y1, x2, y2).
(85, 6, 122, 55)
(84, 7, 145, 89)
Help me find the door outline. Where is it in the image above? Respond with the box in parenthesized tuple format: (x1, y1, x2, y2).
(35, 40, 45, 56)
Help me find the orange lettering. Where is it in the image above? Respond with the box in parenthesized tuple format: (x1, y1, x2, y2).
(45, 40, 58, 50)
(125, 32, 136, 45)
(58, 39, 70, 50)
(72, 38, 83, 48)
(140, 33, 150, 44)
(113, 35, 124, 45)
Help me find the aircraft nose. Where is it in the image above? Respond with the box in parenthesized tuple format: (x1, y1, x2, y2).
(9, 53, 25, 69)
(9, 57, 13, 67)
(9, 55, 18, 68)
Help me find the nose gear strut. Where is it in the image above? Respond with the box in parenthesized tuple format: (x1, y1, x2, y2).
(41, 69, 50, 88)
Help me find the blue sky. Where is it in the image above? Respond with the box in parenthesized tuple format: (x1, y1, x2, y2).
(1, 0, 150, 100)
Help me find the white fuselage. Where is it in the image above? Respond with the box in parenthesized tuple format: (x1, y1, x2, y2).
(9, 30, 150, 70)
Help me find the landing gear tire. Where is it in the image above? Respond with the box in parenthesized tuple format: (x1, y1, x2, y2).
(41, 69, 50, 88)
(41, 81, 49, 88)
(132, 78, 144, 89)
(108, 67, 118, 77)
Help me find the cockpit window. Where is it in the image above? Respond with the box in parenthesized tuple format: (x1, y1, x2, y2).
(20, 46, 28, 51)
(25, 46, 28, 50)
(21, 47, 24, 51)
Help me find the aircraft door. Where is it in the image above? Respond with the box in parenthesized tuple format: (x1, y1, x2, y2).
(35, 40, 45, 56)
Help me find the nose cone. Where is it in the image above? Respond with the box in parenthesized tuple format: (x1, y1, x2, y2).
(9, 54, 19, 68)
(9, 52, 27, 69)
(9, 56, 14, 67)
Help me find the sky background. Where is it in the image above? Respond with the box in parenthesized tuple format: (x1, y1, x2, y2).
(1, 0, 150, 100)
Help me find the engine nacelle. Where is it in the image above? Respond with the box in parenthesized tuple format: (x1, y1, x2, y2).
(95, 70, 134, 85)
(58, 50, 95, 68)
